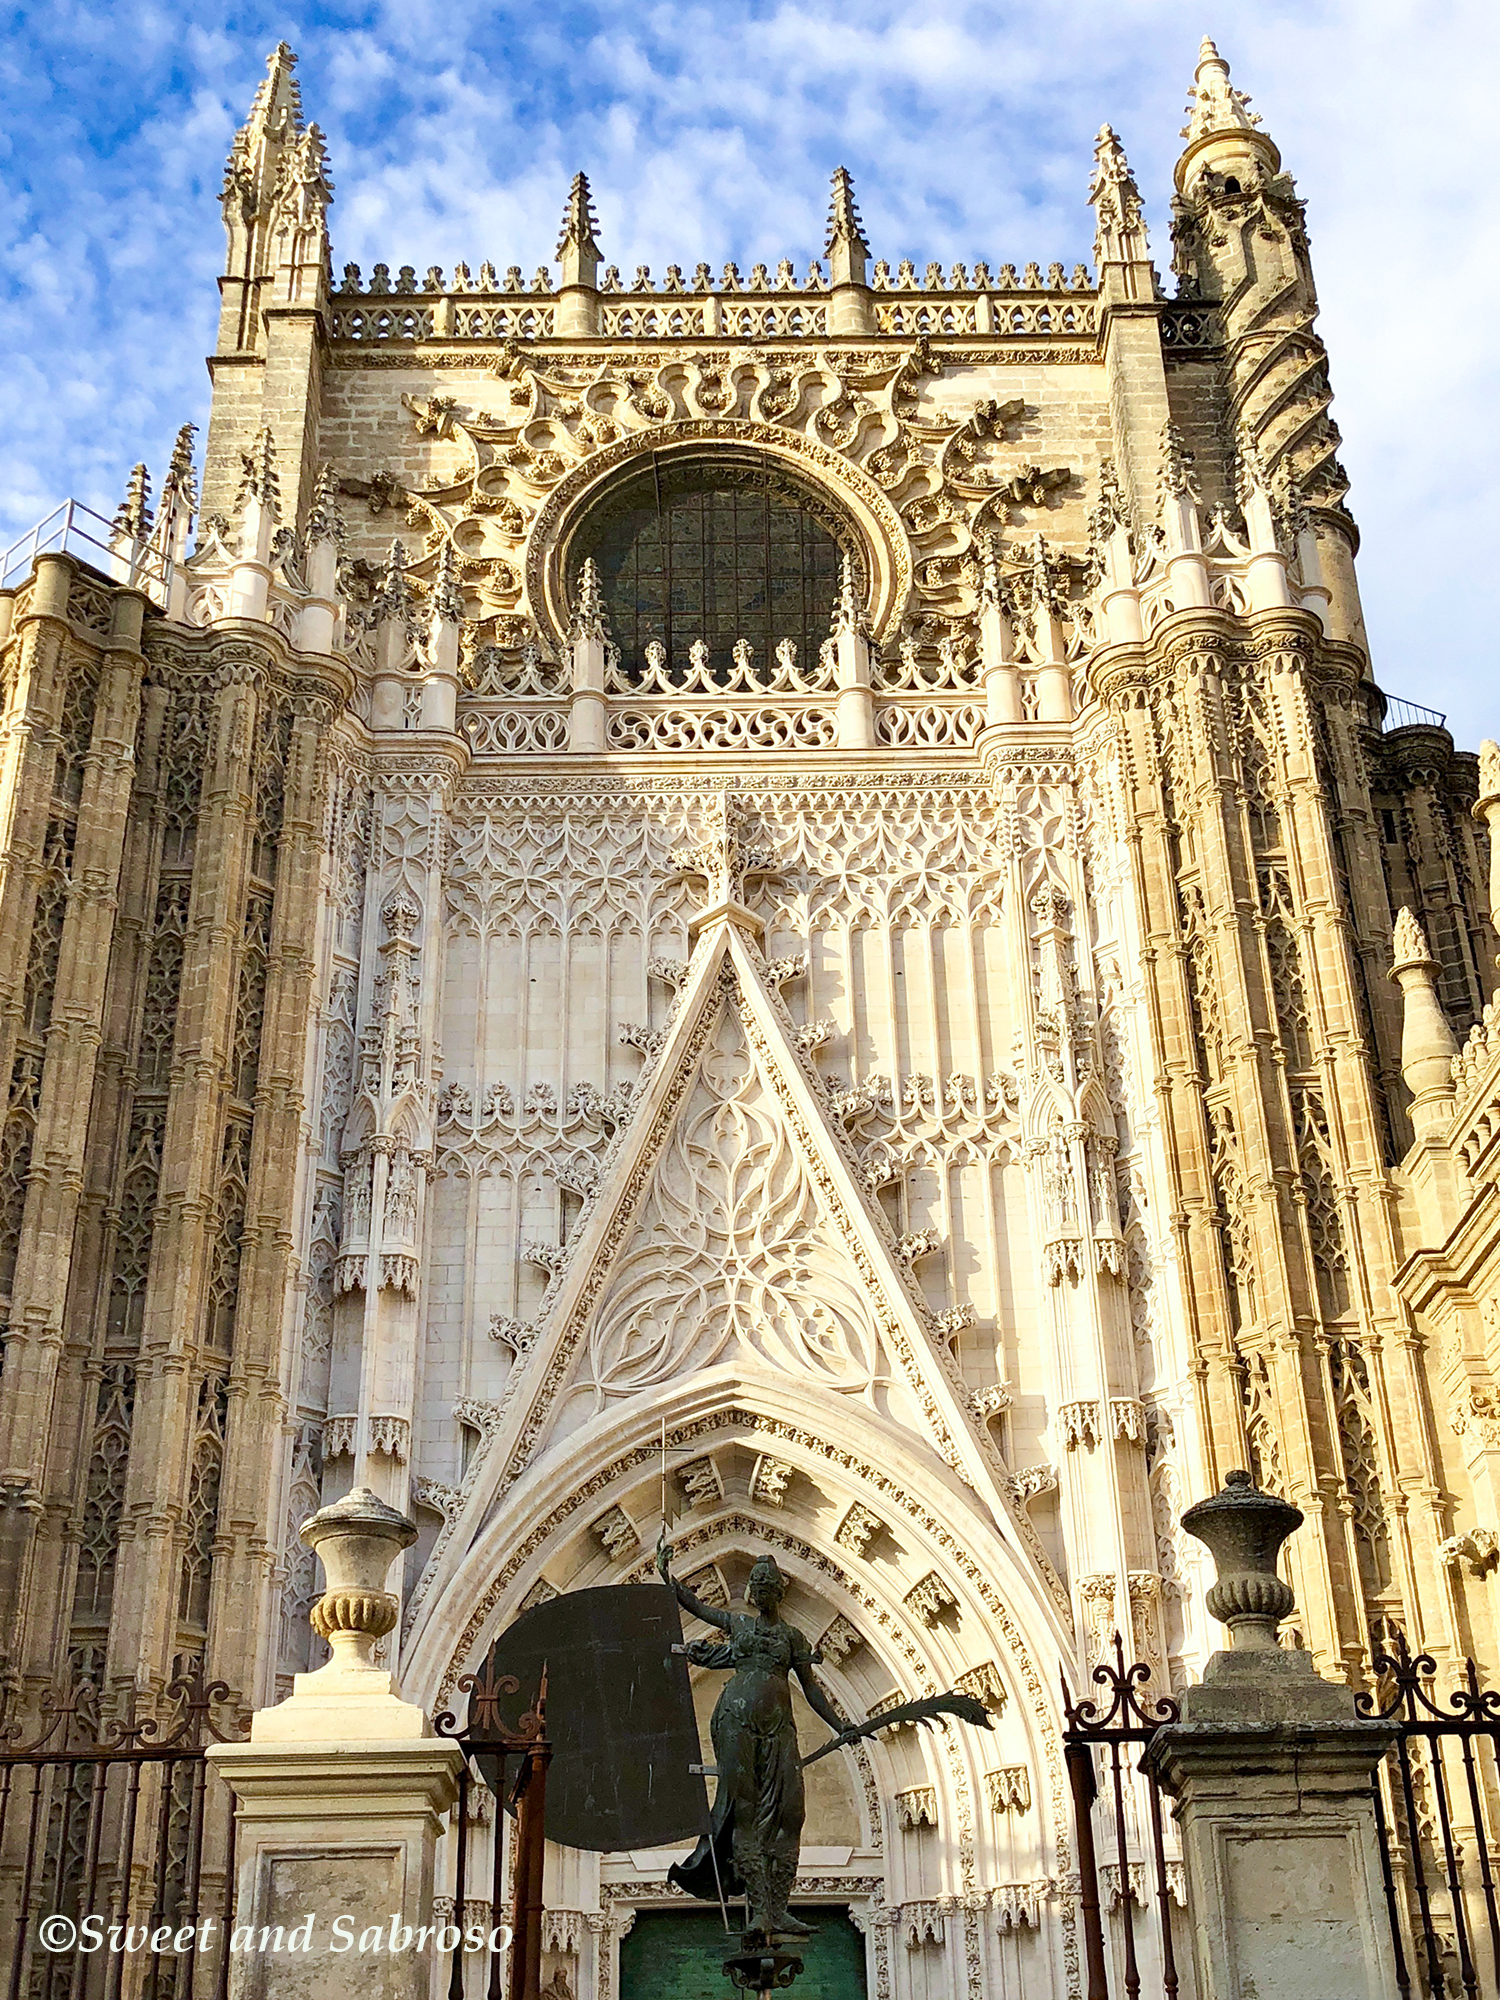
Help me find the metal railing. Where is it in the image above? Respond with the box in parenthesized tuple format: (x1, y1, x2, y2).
(1, 501, 173, 607)
(1063, 1636, 1185, 2000)
(434, 1658, 550, 2000)
(1359, 1636, 1500, 1999)
(0, 1668, 239, 1999)
(1385, 696, 1449, 733)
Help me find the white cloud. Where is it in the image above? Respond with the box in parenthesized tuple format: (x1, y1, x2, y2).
(0, 0, 1494, 740)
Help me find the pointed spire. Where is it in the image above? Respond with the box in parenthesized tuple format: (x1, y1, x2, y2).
(556, 172, 602, 290)
(306, 461, 346, 548)
(223, 43, 303, 223)
(1158, 421, 1201, 506)
(431, 538, 465, 627)
(825, 167, 871, 290)
(161, 423, 198, 515)
(378, 537, 412, 623)
(1183, 38, 1263, 146)
(570, 557, 609, 643)
(235, 427, 281, 518)
(1176, 38, 1280, 195)
(1088, 124, 1151, 273)
(113, 464, 153, 542)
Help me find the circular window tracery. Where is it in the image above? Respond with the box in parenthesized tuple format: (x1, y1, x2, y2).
(571, 455, 859, 682)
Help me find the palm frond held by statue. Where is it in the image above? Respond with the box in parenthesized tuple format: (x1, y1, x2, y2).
(802, 1690, 992, 1767)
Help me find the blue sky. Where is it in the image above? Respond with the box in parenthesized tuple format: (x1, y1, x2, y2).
(1, 1, 1494, 743)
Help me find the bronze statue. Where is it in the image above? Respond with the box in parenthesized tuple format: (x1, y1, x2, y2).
(657, 1542, 848, 1939)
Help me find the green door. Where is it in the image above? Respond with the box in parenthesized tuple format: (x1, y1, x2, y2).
(619, 1909, 867, 2000)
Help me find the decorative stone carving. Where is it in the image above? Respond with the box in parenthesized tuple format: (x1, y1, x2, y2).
(1438, 1528, 1500, 1578)
(1008, 1464, 1058, 1505)
(591, 1506, 640, 1562)
(901, 1903, 946, 1949)
(835, 1502, 883, 1556)
(894, 1785, 938, 1830)
(676, 1456, 724, 1508)
(969, 1384, 1012, 1423)
(983, 1766, 1032, 1815)
(954, 1660, 1007, 1715)
(818, 1615, 862, 1666)
(1059, 1399, 1103, 1450)
(323, 1414, 357, 1460)
(1078, 1573, 1118, 1666)
(904, 1572, 958, 1627)
(1109, 1397, 1147, 1444)
(367, 1414, 410, 1461)
(990, 1882, 1047, 1930)
(749, 1456, 794, 1508)
(1180, 1468, 1302, 1648)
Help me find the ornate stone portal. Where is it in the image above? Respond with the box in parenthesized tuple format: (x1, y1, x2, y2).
(0, 32, 1495, 2000)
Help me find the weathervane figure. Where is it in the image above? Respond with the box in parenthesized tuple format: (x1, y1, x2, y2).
(657, 1534, 991, 1943)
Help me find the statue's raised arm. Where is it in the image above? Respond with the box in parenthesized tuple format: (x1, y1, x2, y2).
(656, 1531, 732, 1632)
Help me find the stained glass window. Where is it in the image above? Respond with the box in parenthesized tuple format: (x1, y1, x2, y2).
(576, 458, 848, 680)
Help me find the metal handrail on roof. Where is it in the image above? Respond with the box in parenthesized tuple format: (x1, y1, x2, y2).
(1, 499, 174, 607)
(1384, 695, 1448, 732)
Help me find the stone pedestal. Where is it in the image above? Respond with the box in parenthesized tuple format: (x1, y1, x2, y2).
(208, 1738, 463, 2000)
(208, 1488, 466, 1999)
(1144, 1649, 1398, 2000)
(1145, 1469, 1400, 2000)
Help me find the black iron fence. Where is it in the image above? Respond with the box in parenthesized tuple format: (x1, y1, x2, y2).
(434, 1658, 551, 2000)
(1360, 1637, 1500, 2000)
(0, 1670, 238, 2000)
(1062, 1636, 1184, 2000)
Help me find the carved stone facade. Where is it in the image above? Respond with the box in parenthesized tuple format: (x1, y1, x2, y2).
(0, 36, 1492, 2000)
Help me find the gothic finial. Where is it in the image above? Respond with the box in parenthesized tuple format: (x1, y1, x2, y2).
(1158, 421, 1201, 506)
(1392, 907, 1433, 971)
(1183, 37, 1263, 145)
(826, 166, 870, 255)
(431, 539, 465, 626)
(1088, 124, 1150, 269)
(378, 537, 411, 621)
(306, 461, 346, 548)
(235, 427, 281, 517)
(1235, 426, 1268, 504)
(570, 557, 609, 642)
(1087, 458, 1128, 550)
(556, 172, 602, 290)
(162, 423, 199, 513)
(113, 464, 152, 541)
(978, 530, 1003, 609)
(1176, 36, 1280, 194)
(1479, 740, 1500, 803)
(830, 552, 866, 636)
(223, 43, 304, 225)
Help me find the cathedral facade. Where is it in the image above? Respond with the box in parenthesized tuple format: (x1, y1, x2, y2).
(0, 35, 1496, 2000)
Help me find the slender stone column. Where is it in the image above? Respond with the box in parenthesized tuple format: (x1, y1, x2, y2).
(1144, 1472, 1399, 2000)
(208, 1489, 464, 1998)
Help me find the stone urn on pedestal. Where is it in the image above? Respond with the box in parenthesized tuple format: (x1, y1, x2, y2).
(1143, 1469, 1400, 2000)
(206, 1487, 463, 2000)
(251, 1483, 429, 1743)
